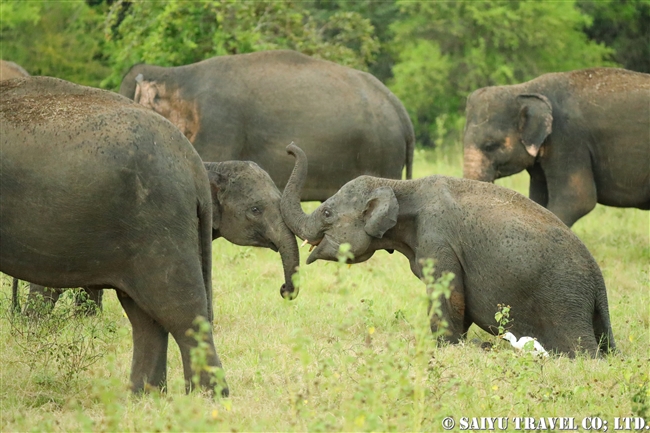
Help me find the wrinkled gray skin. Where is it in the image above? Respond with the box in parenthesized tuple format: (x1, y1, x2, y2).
(0, 60, 29, 80)
(463, 67, 650, 227)
(1, 77, 225, 396)
(119, 50, 414, 201)
(13, 160, 300, 314)
(282, 144, 616, 357)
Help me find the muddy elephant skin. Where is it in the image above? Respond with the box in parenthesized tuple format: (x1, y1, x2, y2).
(463, 67, 650, 227)
(281, 144, 616, 357)
(1, 77, 226, 396)
(119, 50, 415, 201)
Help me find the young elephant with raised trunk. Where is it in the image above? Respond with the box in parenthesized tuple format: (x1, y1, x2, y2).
(281, 144, 616, 357)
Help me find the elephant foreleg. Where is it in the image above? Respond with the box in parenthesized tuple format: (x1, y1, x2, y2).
(527, 163, 548, 208)
(422, 253, 468, 343)
(544, 166, 597, 227)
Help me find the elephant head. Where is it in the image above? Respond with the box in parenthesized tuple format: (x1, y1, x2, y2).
(205, 161, 300, 299)
(281, 144, 398, 265)
(463, 87, 553, 182)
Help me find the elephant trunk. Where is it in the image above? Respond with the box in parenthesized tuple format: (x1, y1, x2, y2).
(275, 223, 301, 300)
(463, 146, 495, 182)
(280, 143, 323, 242)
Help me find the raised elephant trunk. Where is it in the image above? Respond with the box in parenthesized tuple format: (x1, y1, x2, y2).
(280, 143, 323, 242)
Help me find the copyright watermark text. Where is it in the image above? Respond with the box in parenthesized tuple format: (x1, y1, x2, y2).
(440, 416, 649, 431)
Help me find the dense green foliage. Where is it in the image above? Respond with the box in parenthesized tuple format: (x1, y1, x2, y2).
(389, 0, 614, 146)
(101, 0, 379, 89)
(579, 0, 650, 73)
(0, 1, 109, 86)
(2, 0, 644, 147)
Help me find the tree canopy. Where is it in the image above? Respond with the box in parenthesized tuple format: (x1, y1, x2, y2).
(1, 0, 642, 147)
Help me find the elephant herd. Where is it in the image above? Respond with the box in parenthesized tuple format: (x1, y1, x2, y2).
(0, 51, 648, 397)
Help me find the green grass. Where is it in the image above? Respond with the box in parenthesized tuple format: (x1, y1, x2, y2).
(1, 147, 648, 432)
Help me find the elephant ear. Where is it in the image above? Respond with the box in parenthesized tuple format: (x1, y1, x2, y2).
(517, 94, 553, 157)
(204, 162, 228, 230)
(363, 186, 399, 238)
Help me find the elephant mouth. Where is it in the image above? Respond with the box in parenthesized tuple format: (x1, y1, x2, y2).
(303, 235, 339, 265)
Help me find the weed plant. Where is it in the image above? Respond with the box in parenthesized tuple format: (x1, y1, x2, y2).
(1, 147, 648, 431)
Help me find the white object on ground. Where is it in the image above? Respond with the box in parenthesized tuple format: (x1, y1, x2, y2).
(501, 332, 549, 357)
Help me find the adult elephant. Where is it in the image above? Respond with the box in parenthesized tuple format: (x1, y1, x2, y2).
(281, 144, 616, 357)
(14, 159, 300, 315)
(463, 67, 650, 227)
(0, 77, 295, 396)
(119, 50, 414, 201)
(0, 60, 29, 80)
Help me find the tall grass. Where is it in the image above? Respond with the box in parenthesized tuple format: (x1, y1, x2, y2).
(1, 147, 648, 432)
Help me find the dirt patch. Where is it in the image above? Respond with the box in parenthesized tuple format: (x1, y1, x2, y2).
(135, 80, 200, 143)
(0, 78, 134, 126)
(567, 68, 650, 94)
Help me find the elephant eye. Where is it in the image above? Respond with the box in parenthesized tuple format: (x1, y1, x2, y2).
(251, 206, 261, 215)
(323, 209, 332, 218)
(483, 141, 501, 152)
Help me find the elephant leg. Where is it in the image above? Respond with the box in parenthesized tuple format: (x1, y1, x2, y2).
(122, 262, 228, 397)
(544, 166, 597, 227)
(168, 316, 227, 396)
(527, 163, 548, 208)
(424, 253, 468, 343)
(24, 284, 62, 316)
(117, 293, 169, 392)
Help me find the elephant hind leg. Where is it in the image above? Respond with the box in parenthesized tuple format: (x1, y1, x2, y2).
(121, 261, 228, 397)
(117, 293, 169, 392)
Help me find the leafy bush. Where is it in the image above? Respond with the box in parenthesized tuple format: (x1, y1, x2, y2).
(389, 0, 615, 147)
(102, 0, 379, 89)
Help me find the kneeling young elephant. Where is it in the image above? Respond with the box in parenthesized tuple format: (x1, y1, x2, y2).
(281, 144, 616, 357)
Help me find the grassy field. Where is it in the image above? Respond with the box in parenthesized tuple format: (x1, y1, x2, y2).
(1, 147, 648, 432)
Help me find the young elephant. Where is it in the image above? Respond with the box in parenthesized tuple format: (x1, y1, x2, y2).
(13, 160, 300, 314)
(281, 144, 616, 357)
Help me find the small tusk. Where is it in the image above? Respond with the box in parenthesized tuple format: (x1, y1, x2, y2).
(309, 244, 316, 252)
(300, 239, 309, 248)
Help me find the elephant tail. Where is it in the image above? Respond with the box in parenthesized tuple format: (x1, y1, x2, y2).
(11, 278, 20, 313)
(405, 128, 414, 180)
(390, 90, 414, 180)
(593, 285, 616, 355)
(198, 198, 214, 323)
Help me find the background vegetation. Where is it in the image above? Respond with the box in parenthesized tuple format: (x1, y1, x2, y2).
(1, 1, 648, 431)
(2, 0, 648, 145)
(2, 149, 648, 431)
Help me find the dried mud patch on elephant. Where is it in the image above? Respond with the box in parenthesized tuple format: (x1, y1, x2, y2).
(568, 68, 650, 94)
(135, 81, 200, 143)
(0, 92, 122, 126)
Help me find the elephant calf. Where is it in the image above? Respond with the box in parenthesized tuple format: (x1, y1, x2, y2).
(282, 144, 616, 357)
